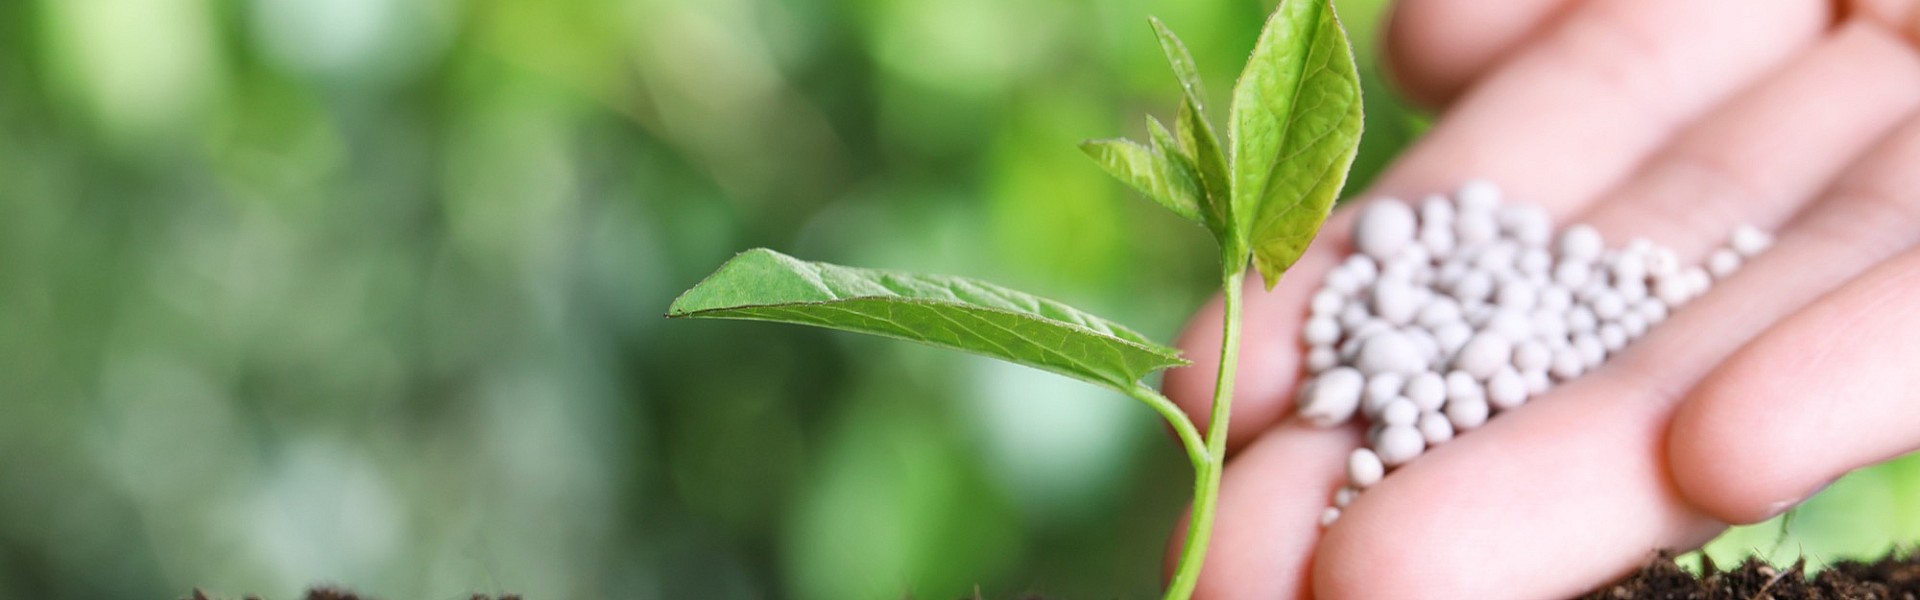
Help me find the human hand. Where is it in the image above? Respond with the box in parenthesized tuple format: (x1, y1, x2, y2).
(1160, 0, 1920, 597)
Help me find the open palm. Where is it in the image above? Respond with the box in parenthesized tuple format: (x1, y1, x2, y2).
(1162, 0, 1920, 597)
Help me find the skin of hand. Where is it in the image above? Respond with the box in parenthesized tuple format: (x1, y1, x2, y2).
(1159, 0, 1920, 598)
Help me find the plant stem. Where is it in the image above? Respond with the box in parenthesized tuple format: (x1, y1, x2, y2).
(1163, 266, 1245, 600)
(1130, 385, 1208, 474)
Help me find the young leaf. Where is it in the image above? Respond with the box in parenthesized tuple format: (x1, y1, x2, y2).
(667, 249, 1189, 392)
(1149, 16, 1209, 111)
(1178, 97, 1231, 241)
(1079, 138, 1206, 225)
(1228, 0, 1364, 286)
(1151, 17, 1233, 243)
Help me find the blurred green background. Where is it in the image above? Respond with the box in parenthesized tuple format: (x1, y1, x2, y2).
(0, 0, 1915, 598)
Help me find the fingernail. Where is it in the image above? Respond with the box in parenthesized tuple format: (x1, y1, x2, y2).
(1765, 478, 1839, 518)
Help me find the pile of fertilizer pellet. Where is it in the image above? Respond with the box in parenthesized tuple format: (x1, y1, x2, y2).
(1298, 180, 1774, 526)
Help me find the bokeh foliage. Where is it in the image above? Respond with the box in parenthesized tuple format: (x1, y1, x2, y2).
(0, 0, 1911, 598)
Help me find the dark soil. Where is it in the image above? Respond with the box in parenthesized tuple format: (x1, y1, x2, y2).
(184, 588, 520, 600)
(1579, 550, 1920, 599)
(184, 551, 1920, 600)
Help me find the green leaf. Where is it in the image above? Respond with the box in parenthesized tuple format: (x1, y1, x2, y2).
(1228, 0, 1365, 286)
(667, 249, 1189, 391)
(1151, 17, 1233, 245)
(1079, 137, 1206, 225)
(1149, 16, 1208, 112)
(1178, 97, 1231, 241)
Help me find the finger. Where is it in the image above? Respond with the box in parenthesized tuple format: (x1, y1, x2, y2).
(1671, 113, 1920, 525)
(1370, 0, 1830, 213)
(1847, 0, 1920, 43)
(1381, 0, 1577, 108)
(1315, 97, 1920, 600)
(1578, 21, 1920, 256)
(1166, 422, 1354, 600)
(1166, 0, 1827, 449)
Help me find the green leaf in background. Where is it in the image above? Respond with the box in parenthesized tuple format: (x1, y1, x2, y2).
(1228, 0, 1364, 286)
(1152, 17, 1232, 244)
(1079, 137, 1207, 226)
(667, 249, 1188, 392)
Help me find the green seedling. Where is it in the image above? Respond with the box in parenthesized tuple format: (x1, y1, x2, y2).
(667, 1, 1362, 597)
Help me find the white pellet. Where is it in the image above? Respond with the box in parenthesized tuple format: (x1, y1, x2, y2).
(1381, 398, 1419, 427)
(1404, 371, 1446, 411)
(1472, 242, 1518, 273)
(1348, 319, 1392, 344)
(1420, 194, 1454, 225)
(1338, 302, 1370, 330)
(1487, 366, 1527, 410)
(1325, 269, 1361, 295)
(1539, 285, 1573, 312)
(1355, 331, 1427, 375)
(1598, 323, 1627, 353)
(1331, 487, 1358, 510)
(1420, 225, 1457, 256)
(1592, 290, 1627, 320)
(1311, 289, 1345, 316)
(1523, 368, 1550, 395)
(1708, 248, 1742, 279)
(1373, 424, 1426, 466)
(1512, 340, 1551, 373)
(1344, 254, 1380, 284)
(1303, 316, 1340, 346)
(1616, 277, 1648, 303)
(1654, 273, 1691, 306)
(1445, 370, 1481, 401)
(1363, 372, 1405, 417)
(1404, 327, 1441, 363)
(1611, 251, 1647, 286)
(1306, 345, 1339, 373)
(1433, 322, 1473, 357)
(1532, 308, 1569, 342)
(1549, 345, 1585, 380)
(1418, 411, 1454, 445)
(1620, 312, 1647, 339)
(1456, 210, 1499, 246)
(1372, 277, 1423, 326)
(1574, 333, 1606, 368)
(1435, 261, 1468, 288)
(1454, 332, 1513, 380)
(1355, 201, 1418, 261)
(1496, 279, 1537, 311)
(1464, 302, 1495, 328)
(1456, 179, 1502, 212)
(1451, 270, 1495, 303)
(1730, 225, 1772, 257)
(1486, 309, 1533, 342)
(1558, 225, 1603, 261)
(1416, 298, 1464, 331)
(1445, 391, 1489, 431)
(1300, 367, 1364, 426)
(1499, 204, 1553, 247)
(1320, 506, 1342, 528)
(1348, 447, 1384, 488)
(1568, 305, 1598, 334)
(1554, 259, 1592, 288)
(1519, 248, 1553, 277)
(1684, 267, 1712, 298)
(1638, 298, 1668, 325)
